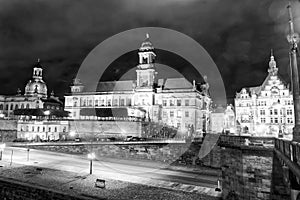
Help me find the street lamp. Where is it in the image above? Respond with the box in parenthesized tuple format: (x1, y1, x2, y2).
(87, 152, 95, 175)
(44, 110, 50, 141)
(0, 143, 6, 160)
(287, 3, 300, 141)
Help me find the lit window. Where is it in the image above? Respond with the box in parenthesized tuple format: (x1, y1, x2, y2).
(177, 100, 181, 106)
(185, 100, 189, 106)
(163, 111, 167, 118)
(170, 111, 174, 117)
(177, 110, 182, 118)
(163, 100, 167, 106)
(120, 99, 125, 106)
(287, 109, 293, 115)
(185, 111, 189, 117)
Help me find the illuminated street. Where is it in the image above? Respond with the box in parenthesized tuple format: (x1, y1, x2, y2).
(0, 147, 219, 190)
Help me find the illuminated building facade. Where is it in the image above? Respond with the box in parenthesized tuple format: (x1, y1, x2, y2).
(65, 34, 212, 137)
(235, 52, 294, 139)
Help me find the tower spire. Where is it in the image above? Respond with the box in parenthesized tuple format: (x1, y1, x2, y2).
(268, 49, 277, 75)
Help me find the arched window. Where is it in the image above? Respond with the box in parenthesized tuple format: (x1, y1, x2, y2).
(26, 104, 30, 109)
(5, 105, 8, 110)
(10, 104, 13, 110)
(21, 104, 24, 109)
(54, 127, 57, 132)
(15, 104, 18, 110)
(37, 127, 40, 132)
(0, 105, 3, 110)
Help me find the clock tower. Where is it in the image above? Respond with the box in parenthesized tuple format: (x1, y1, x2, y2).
(136, 33, 157, 89)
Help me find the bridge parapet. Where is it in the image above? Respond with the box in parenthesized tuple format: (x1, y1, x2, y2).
(219, 135, 274, 149)
(275, 138, 300, 177)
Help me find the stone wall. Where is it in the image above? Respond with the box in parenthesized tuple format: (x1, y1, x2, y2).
(0, 119, 17, 141)
(0, 176, 95, 200)
(69, 120, 142, 138)
(221, 147, 288, 200)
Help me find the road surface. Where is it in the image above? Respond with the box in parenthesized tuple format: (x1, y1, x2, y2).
(0, 147, 219, 189)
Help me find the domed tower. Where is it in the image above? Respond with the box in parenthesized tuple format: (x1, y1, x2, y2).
(136, 33, 157, 89)
(25, 59, 48, 98)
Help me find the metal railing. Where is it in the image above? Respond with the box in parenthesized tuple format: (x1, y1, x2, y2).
(274, 138, 300, 179)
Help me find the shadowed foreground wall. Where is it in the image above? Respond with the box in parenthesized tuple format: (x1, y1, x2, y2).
(0, 176, 96, 200)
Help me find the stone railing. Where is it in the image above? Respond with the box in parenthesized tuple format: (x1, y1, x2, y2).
(219, 135, 275, 148)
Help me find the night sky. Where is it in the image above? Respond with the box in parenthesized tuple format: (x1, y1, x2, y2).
(0, 0, 298, 104)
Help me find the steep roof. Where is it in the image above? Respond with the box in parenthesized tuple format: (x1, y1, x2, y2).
(96, 80, 134, 92)
(158, 78, 193, 90)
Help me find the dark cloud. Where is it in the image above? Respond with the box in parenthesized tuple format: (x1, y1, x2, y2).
(0, 0, 297, 103)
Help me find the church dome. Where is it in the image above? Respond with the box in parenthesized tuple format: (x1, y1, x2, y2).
(139, 33, 154, 51)
(24, 59, 48, 98)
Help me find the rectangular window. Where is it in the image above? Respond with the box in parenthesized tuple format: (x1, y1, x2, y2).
(113, 99, 118, 106)
(177, 99, 181, 106)
(177, 123, 181, 128)
(170, 100, 174, 106)
(127, 98, 131, 106)
(120, 99, 125, 106)
(170, 111, 174, 117)
(101, 99, 105, 106)
(107, 99, 111, 106)
(261, 118, 266, 123)
(163, 111, 167, 118)
(177, 110, 182, 118)
(287, 109, 293, 115)
(95, 99, 98, 106)
(270, 117, 273, 123)
(270, 110, 273, 115)
(260, 110, 265, 115)
(274, 109, 278, 115)
(185, 111, 189, 118)
(287, 118, 294, 124)
(274, 118, 278, 123)
(163, 100, 167, 106)
(185, 99, 189, 106)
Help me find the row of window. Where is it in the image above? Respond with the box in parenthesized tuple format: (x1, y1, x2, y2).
(75, 98, 132, 107)
(238, 100, 293, 107)
(0, 103, 31, 110)
(162, 99, 191, 107)
(259, 109, 293, 115)
(260, 117, 293, 124)
(162, 110, 190, 118)
(20, 126, 67, 132)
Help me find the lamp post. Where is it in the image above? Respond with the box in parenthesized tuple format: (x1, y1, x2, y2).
(287, 4, 300, 141)
(44, 110, 50, 141)
(87, 152, 95, 175)
(0, 143, 6, 160)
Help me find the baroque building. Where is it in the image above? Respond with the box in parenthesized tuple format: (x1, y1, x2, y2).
(0, 59, 63, 118)
(234, 51, 294, 139)
(65, 34, 212, 137)
(0, 59, 68, 141)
